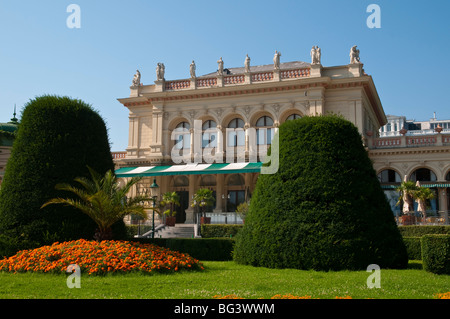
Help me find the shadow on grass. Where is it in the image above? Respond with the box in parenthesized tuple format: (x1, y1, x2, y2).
(408, 260, 423, 270)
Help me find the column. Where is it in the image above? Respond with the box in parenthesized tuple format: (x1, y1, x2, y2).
(216, 125, 224, 163)
(150, 106, 164, 156)
(185, 175, 196, 223)
(214, 174, 224, 212)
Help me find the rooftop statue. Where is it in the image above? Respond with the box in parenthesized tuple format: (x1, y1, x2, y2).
(217, 57, 224, 76)
(273, 50, 281, 69)
(244, 54, 251, 73)
(350, 45, 361, 64)
(156, 63, 165, 81)
(310, 46, 321, 65)
(190, 60, 196, 78)
(131, 69, 141, 87)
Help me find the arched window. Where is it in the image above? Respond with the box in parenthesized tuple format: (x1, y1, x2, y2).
(227, 174, 245, 186)
(446, 171, 450, 181)
(286, 114, 301, 121)
(410, 168, 437, 182)
(227, 118, 245, 147)
(377, 169, 401, 183)
(256, 116, 274, 145)
(200, 175, 216, 187)
(173, 176, 189, 187)
(174, 122, 190, 150)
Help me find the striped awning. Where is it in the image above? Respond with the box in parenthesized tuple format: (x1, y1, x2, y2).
(115, 162, 262, 177)
(381, 183, 450, 189)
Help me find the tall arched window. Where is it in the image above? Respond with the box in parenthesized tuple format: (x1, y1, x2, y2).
(286, 114, 301, 121)
(227, 118, 245, 147)
(256, 116, 274, 145)
(410, 168, 437, 182)
(202, 120, 217, 148)
(377, 169, 401, 183)
(174, 122, 190, 150)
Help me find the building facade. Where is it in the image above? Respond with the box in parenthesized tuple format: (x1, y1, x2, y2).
(114, 47, 388, 225)
(0, 109, 19, 184)
(372, 114, 450, 219)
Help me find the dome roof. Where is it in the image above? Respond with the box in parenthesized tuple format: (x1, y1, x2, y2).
(0, 108, 19, 135)
(0, 122, 18, 133)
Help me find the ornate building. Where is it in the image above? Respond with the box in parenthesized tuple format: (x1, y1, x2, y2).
(0, 108, 19, 184)
(114, 47, 388, 225)
(371, 114, 450, 218)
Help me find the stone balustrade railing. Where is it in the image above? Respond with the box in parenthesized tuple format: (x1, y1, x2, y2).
(251, 71, 274, 82)
(165, 80, 191, 91)
(224, 74, 245, 85)
(112, 151, 127, 159)
(151, 67, 311, 92)
(370, 134, 450, 149)
(197, 77, 217, 87)
(281, 68, 310, 79)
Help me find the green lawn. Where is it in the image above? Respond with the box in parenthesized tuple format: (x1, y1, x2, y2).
(0, 261, 448, 299)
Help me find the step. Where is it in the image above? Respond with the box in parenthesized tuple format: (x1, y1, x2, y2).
(156, 224, 195, 238)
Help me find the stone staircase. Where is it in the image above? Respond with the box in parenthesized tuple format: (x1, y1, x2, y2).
(154, 223, 196, 238)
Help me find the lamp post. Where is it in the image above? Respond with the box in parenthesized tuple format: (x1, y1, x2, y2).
(150, 178, 159, 239)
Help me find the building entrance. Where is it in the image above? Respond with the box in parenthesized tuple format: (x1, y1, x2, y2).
(175, 191, 189, 223)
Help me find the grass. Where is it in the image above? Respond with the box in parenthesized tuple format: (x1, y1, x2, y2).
(0, 260, 448, 299)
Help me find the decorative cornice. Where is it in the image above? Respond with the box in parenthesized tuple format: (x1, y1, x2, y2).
(369, 146, 450, 157)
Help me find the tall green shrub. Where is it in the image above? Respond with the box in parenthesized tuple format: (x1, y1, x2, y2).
(0, 95, 123, 256)
(233, 115, 408, 271)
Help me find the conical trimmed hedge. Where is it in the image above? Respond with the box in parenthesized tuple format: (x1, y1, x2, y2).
(0, 95, 124, 256)
(233, 115, 408, 271)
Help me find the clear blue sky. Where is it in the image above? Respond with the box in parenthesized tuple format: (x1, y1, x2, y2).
(1, 0, 449, 151)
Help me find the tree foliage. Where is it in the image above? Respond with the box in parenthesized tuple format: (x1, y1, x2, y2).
(233, 115, 408, 271)
(0, 95, 121, 255)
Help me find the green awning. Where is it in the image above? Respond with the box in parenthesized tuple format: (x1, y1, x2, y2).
(421, 183, 450, 188)
(115, 162, 262, 177)
(381, 183, 450, 189)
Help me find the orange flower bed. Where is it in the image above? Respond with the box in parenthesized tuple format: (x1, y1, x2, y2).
(213, 294, 352, 299)
(434, 292, 450, 299)
(0, 239, 204, 275)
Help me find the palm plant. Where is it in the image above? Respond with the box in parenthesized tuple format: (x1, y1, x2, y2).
(191, 188, 215, 217)
(162, 191, 180, 217)
(414, 187, 435, 219)
(42, 167, 150, 241)
(396, 180, 418, 213)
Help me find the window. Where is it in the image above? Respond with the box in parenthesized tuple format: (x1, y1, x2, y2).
(410, 168, 437, 182)
(227, 118, 245, 147)
(286, 114, 301, 121)
(174, 122, 190, 150)
(202, 120, 217, 148)
(256, 116, 274, 145)
(377, 169, 401, 183)
(227, 190, 245, 212)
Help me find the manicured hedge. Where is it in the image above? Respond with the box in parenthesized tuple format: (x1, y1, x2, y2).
(403, 237, 422, 260)
(398, 225, 450, 237)
(201, 224, 243, 238)
(132, 238, 235, 261)
(233, 115, 408, 271)
(421, 235, 450, 275)
(0, 95, 122, 257)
